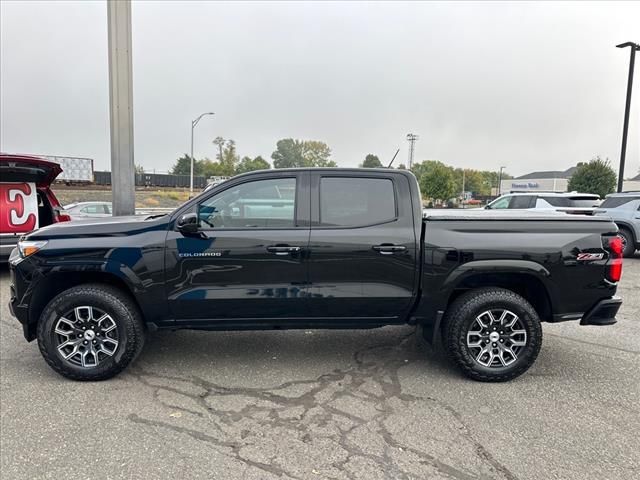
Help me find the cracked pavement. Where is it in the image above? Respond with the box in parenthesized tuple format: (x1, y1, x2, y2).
(1, 256, 639, 479)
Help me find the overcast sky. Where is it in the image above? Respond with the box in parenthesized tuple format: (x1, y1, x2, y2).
(1, 1, 639, 177)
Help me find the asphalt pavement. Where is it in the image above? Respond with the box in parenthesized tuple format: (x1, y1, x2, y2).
(1, 256, 638, 480)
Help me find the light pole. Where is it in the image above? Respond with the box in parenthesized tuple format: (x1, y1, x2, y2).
(616, 42, 639, 192)
(190, 112, 215, 196)
(498, 166, 506, 195)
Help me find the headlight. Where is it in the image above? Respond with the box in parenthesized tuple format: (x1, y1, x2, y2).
(18, 240, 48, 258)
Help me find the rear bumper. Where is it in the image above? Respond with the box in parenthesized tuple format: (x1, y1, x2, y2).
(580, 296, 622, 326)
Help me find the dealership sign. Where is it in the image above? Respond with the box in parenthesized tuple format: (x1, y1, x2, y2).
(511, 182, 540, 189)
(0, 182, 39, 233)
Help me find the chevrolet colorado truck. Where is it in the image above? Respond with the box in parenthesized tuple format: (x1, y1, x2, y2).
(8, 168, 624, 382)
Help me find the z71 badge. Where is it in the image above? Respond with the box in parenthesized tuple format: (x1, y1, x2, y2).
(577, 252, 604, 261)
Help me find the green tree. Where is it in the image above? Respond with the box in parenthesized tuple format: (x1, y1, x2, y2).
(361, 154, 382, 168)
(272, 138, 336, 168)
(303, 140, 335, 167)
(220, 139, 240, 175)
(271, 139, 305, 168)
(413, 160, 457, 203)
(453, 168, 485, 196)
(213, 136, 226, 164)
(236, 155, 271, 174)
(567, 157, 616, 198)
(172, 154, 203, 176)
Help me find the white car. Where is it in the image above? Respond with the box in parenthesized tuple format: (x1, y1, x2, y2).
(485, 192, 601, 215)
(64, 201, 112, 219)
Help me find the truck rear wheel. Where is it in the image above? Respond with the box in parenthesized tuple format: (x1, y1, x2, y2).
(37, 284, 145, 381)
(442, 288, 542, 382)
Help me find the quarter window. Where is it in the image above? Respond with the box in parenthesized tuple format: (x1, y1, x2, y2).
(81, 204, 106, 214)
(198, 178, 296, 229)
(319, 177, 396, 227)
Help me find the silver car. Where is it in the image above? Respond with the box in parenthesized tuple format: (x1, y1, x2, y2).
(595, 192, 640, 257)
(64, 201, 112, 219)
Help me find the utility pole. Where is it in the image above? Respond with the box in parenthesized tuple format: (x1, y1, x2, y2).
(190, 112, 215, 196)
(107, 0, 135, 216)
(461, 169, 466, 209)
(498, 166, 506, 195)
(616, 42, 639, 192)
(406, 133, 419, 170)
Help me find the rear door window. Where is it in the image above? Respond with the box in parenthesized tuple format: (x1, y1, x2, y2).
(509, 196, 534, 209)
(319, 177, 396, 227)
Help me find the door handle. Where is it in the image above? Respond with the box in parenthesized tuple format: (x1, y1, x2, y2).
(372, 244, 407, 255)
(266, 245, 301, 256)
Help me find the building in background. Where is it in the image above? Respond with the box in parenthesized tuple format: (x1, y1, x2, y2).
(501, 166, 577, 193)
(623, 172, 640, 192)
(501, 167, 640, 194)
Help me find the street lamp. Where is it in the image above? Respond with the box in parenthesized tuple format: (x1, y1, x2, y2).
(498, 166, 506, 195)
(190, 112, 215, 196)
(616, 42, 639, 193)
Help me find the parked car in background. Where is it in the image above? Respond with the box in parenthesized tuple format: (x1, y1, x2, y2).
(485, 192, 600, 215)
(0, 153, 70, 260)
(594, 192, 640, 257)
(203, 176, 231, 193)
(65, 201, 112, 219)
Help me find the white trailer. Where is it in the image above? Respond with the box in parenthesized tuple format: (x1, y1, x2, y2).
(42, 155, 94, 183)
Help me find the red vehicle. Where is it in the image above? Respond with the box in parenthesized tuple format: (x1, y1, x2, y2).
(0, 154, 70, 260)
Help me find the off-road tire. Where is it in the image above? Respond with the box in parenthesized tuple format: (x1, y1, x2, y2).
(37, 284, 145, 381)
(441, 287, 542, 382)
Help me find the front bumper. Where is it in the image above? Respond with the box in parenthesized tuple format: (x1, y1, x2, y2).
(8, 258, 36, 341)
(580, 296, 622, 326)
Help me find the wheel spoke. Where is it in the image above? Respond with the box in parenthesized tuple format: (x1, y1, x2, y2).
(466, 332, 484, 348)
(81, 345, 99, 368)
(500, 345, 518, 365)
(510, 329, 527, 347)
(475, 314, 489, 329)
(74, 306, 93, 322)
(475, 345, 492, 366)
(99, 338, 119, 356)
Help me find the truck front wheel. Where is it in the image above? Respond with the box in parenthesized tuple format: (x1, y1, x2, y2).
(37, 284, 145, 381)
(442, 288, 542, 382)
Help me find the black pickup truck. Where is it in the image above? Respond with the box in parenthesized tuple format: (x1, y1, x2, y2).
(8, 168, 624, 382)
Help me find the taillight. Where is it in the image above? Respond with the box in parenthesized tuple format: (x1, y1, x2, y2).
(603, 236, 623, 282)
(53, 207, 71, 223)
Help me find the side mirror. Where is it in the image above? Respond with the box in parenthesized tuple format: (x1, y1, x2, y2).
(177, 213, 199, 235)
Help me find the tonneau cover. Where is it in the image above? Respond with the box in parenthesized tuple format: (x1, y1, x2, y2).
(423, 209, 612, 222)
